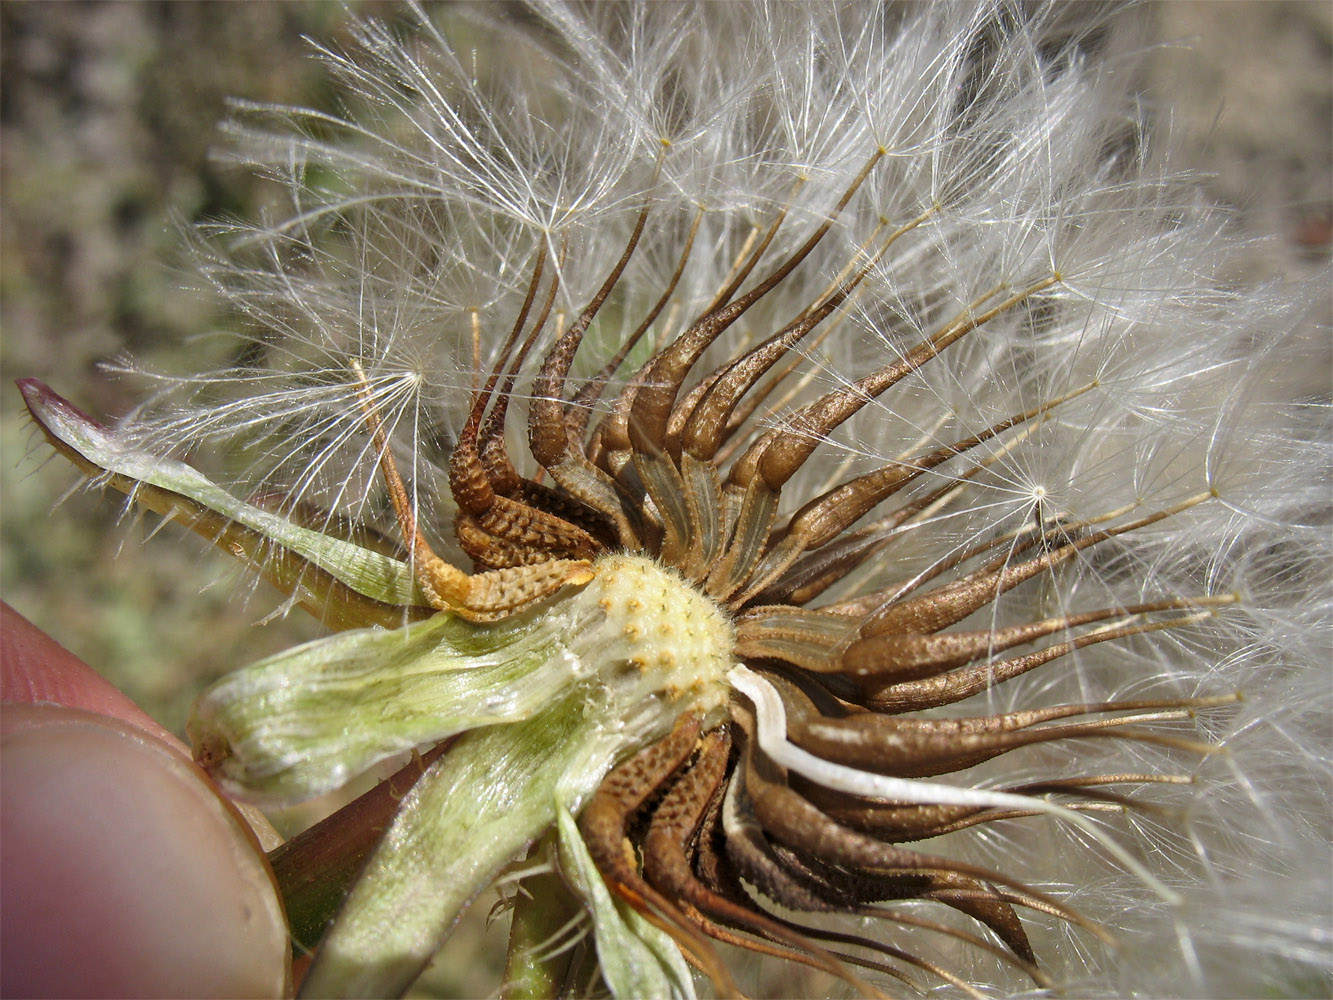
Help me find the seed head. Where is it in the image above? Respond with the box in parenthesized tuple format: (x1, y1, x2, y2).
(18, 3, 1331, 998)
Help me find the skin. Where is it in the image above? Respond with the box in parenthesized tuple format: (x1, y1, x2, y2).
(0, 602, 289, 999)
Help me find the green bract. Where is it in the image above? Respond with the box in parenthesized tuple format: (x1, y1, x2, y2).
(191, 611, 577, 804)
(556, 806, 696, 1000)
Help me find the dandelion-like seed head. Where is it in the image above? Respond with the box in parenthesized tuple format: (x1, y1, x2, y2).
(19, 3, 1331, 998)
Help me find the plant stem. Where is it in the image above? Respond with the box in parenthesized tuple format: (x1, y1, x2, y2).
(268, 742, 451, 954)
(502, 837, 582, 1000)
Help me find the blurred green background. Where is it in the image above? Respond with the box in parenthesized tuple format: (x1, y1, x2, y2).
(2, 3, 352, 727)
(1, 3, 1327, 997)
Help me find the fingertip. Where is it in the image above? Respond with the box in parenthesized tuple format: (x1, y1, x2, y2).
(1, 706, 289, 998)
(1, 602, 183, 750)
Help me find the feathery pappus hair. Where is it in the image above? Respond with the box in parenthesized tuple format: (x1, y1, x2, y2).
(19, 2, 1331, 998)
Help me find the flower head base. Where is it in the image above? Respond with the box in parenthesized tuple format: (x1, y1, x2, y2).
(19, 2, 1331, 999)
(188, 552, 735, 807)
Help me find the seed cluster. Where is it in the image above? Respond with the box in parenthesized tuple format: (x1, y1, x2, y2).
(336, 139, 1231, 994)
